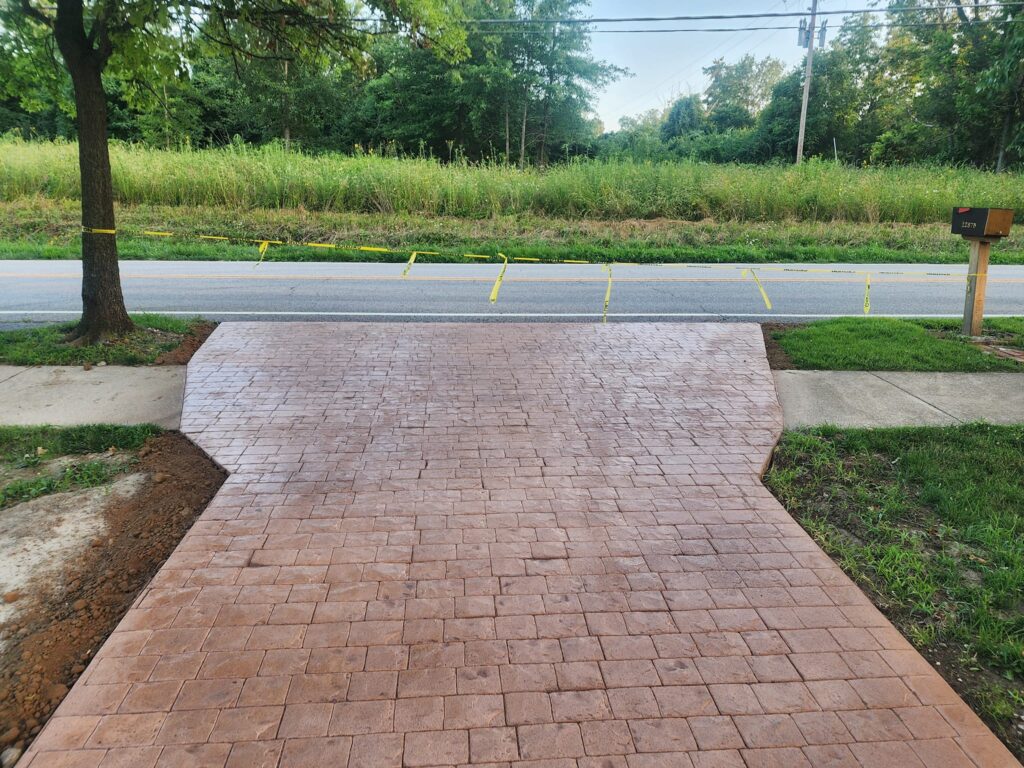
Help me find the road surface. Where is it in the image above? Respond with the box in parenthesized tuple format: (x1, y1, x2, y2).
(2, 260, 1023, 322)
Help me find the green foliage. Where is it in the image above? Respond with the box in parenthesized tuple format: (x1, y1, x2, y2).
(765, 424, 1024, 737)
(5, 138, 1024, 222)
(10, 195, 1024, 265)
(1, 459, 122, 507)
(600, 9, 1024, 169)
(0, 313, 204, 365)
(0, 424, 160, 466)
(773, 317, 1024, 371)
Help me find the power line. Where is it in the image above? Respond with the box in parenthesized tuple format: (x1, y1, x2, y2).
(498, 19, 1023, 35)
(455, 2, 1024, 25)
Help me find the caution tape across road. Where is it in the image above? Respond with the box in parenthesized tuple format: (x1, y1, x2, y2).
(60, 225, 1016, 317)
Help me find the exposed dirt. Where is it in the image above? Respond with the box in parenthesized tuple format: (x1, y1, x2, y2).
(155, 321, 217, 365)
(0, 433, 225, 755)
(760, 322, 796, 369)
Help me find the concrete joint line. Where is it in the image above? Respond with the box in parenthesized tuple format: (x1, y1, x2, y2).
(869, 371, 963, 423)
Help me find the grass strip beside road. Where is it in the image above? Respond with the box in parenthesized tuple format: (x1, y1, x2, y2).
(769, 318, 1024, 372)
(765, 425, 1024, 758)
(4, 198, 1024, 265)
(0, 313, 207, 366)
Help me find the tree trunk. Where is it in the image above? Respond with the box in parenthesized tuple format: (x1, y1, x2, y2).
(283, 59, 291, 151)
(519, 100, 528, 170)
(56, 3, 133, 342)
(505, 102, 511, 164)
(996, 109, 1012, 173)
(538, 97, 551, 167)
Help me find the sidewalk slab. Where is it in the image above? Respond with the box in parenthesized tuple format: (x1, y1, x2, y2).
(0, 365, 184, 429)
(19, 324, 1020, 768)
(775, 370, 1024, 428)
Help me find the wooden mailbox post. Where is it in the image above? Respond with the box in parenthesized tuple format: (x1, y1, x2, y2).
(951, 207, 1014, 337)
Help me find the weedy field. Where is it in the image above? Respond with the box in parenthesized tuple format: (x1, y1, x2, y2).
(4, 138, 1024, 221)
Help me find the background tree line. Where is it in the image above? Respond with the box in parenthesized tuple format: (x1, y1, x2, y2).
(599, 3, 1024, 170)
(2, 0, 1022, 170)
(1, 0, 619, 166)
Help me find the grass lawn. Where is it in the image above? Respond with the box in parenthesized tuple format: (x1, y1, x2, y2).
(0, 313, 209, 366)
(768, 317, 1024, 371)
(0, 424, 160, 508)
(765, 424, 1024, 756)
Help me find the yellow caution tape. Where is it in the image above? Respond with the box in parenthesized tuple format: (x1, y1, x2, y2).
(142, 230, 173, 237)
(357, 246, 391, 253)
(489, 253, 509, 304)
(863, 273, 871, 314)
(513, 257, 541, 262)
(199, 234, 229, 241)
(82, 227, 116, 235)
(303, 242, 337, 249)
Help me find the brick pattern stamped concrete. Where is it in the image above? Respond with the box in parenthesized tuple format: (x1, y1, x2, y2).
(21, 323, 1020, 768)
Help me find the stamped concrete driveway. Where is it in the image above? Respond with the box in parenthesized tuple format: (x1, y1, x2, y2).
(21, 323, 1019, 768)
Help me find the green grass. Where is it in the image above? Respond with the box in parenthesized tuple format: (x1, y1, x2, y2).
(0, 424, 159, 508)
(765, 425, 1024, 745)
(772, 317, 1024, 371)
(4, 196, 1024, 265)
(3, 138, 1024, 223)
(0, 424, 160, 465)
(1, 460, 122, 507)
(0, 313, 204, 366)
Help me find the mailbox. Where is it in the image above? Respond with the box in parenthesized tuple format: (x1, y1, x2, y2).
(951, 207, 1014, 239)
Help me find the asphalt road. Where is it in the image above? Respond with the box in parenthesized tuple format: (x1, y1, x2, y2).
(3, 260, 1023, 323)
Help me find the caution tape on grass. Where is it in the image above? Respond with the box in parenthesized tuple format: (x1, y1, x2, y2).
(79, 225, 1001, 317)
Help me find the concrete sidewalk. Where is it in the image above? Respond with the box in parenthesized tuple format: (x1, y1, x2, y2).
(775, 371, 1024, 428)
(0, 365, 184, 429)
(1, 365, 1021, 432)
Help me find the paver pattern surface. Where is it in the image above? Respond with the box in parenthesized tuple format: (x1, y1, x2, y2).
(21, 323, 1019, 768)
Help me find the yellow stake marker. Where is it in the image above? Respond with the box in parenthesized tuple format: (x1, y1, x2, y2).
(402, 252, 419, 277)
(255, 240, 271, 267)
(863, 273, 871, 315)
(748, 269, 773, 311)
(602, 263, 613, 323)
(489, 253, 509, 304)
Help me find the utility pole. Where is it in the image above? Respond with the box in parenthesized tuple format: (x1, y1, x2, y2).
(796, 0, 818, 164)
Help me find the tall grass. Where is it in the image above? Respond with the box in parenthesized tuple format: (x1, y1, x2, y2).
(2, 137, 1023, 223)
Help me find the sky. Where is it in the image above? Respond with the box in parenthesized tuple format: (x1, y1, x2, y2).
(587, 0, 832, 130)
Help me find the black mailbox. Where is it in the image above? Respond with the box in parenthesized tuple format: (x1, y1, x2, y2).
(951, 207, 1014, 239)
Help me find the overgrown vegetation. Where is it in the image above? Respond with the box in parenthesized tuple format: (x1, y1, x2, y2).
(0, 313, 205, 365)
(771, 317, 1024, 371)
(765, 425, 1024, 755)
(3, 5, 1022, 170)
(4, 196, 1024, 264)
(4, 140, 1024, 223)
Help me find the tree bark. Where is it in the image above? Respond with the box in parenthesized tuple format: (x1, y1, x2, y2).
(519, 100, 528, 170)
(504, 102, 511, 163)
(55, 0, 133, 342)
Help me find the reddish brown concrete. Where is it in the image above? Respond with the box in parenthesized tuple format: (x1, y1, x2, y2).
(22, 323, 1019, 767)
